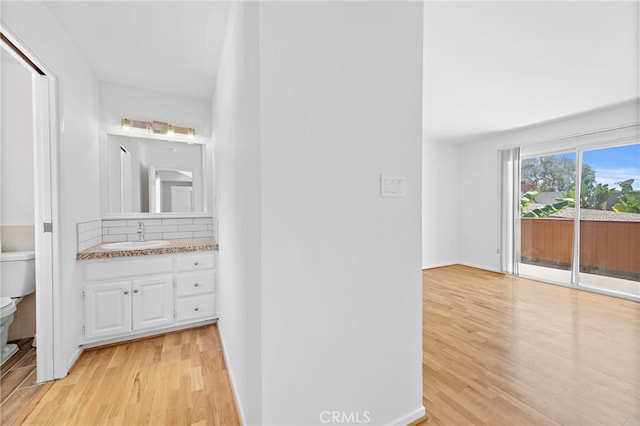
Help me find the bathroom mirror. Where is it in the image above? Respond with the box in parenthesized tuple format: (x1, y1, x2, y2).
(104, 133, 208, 215)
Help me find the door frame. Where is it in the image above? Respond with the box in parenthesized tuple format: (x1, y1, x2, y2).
(519, 134, 640, 302)
(1, 25, 61, 382)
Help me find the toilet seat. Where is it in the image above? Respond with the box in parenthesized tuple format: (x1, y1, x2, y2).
(0, 297, 16, 318)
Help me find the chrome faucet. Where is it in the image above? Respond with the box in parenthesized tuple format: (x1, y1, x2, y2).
(137, 222, 145, 241)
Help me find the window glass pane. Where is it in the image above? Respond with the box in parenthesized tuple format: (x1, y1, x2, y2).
(579, 144, 640, 297)
(520, 152, 576, 284)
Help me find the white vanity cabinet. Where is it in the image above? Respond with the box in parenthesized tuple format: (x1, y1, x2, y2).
(82, 251, 216, 344)
(175, 252, 217, 322)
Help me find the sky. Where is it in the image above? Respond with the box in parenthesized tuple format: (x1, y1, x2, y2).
(583, 144, 640, 188)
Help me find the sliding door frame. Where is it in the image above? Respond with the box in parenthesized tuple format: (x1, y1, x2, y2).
(518, 130, 640, 302)
(571, 149, 583, 286)
(1, 24, 62, 381)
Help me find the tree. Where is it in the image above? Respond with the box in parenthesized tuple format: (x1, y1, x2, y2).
(566, 182, 615, 210)
(520, 189, 571, 218)
(522, 155, 594, 193)
(612, 182, 640, 213)
(583, 183, 615, 210)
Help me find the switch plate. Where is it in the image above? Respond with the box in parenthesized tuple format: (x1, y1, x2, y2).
(380, 174, 406, 198)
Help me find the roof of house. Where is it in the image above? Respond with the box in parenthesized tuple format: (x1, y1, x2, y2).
(525, 205, 640, 222)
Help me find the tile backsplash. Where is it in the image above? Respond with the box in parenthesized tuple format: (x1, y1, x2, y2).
(77, 217, 217, 252)
(0, 225, 35, 252)
(77, 220, 103, 252)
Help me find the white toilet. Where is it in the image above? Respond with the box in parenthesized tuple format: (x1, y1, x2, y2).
(0, 250, 36, 365)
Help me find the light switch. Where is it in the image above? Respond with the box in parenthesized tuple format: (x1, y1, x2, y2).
(380, 174, 406, 198)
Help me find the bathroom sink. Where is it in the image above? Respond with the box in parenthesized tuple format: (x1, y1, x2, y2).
(101, 240, 170, 251)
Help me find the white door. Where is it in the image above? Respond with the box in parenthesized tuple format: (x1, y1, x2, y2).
(32, 75, 57, 381)
(4, 31, 60, 382)
(132, 276, 174, 331)
(84, 282, 132, 339)
(170, 186, 193, 212)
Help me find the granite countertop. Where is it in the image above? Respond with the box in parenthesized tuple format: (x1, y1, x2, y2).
(76, 237, 218, 261)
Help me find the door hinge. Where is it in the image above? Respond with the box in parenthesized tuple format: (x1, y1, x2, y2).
(173, 311, 177, 319)
(82, 325, 85, 335)
(43, 222, 53, 233)
(173, 279, 176, 288)
(81, 291, 85, 301)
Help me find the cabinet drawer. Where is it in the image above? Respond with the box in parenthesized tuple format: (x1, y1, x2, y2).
(176, 272, 215, 297)
(176, 252, 216, 272)
(176, 294, 216, 321)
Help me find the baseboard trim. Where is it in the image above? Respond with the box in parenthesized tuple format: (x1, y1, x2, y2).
(218, 322, 247, 426)
(389, 406, 426, 425)
(422, 262, 503, 275)
(422, 262, 457, 270)
(457, 262, 502, 274)
(80, 319, 217, 349)
(422, 262, 458, 270)
(58, 346, 84, 379)
(407, 412, 429, 425)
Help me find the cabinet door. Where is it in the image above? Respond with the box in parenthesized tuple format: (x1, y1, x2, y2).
(84, 281, 132, 340)
(132, 276, 174, 331)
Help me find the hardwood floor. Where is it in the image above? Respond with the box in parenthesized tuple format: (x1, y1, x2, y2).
(6, 267, 639, 425)
(1, 338, 48, 426)
(16, 325, 240, 426)
(418, 265, 640, 426)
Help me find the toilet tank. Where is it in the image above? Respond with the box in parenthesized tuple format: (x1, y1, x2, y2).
(0, 251, 36, 297)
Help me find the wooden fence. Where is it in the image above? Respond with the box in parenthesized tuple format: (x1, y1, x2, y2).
(520, 218, 640, 280)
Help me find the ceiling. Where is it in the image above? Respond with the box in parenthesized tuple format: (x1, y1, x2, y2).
(423, 1, 639, 142)
(45, 1, 231, 101)
(44, 1, 638, 140)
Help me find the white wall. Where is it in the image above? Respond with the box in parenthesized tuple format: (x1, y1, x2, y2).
(2, 1, 101, 376)
(214, 2, 424, 424)
(259, 3, 423, 424)
(1, 60, 34, 225)
(422, 139, 458, 268)
(99, 81, 212, 137)
(457, 100, 640, 272)
(212, 2, 262, 424)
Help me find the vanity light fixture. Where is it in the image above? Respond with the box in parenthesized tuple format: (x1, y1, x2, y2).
(120, 118, 196, 137)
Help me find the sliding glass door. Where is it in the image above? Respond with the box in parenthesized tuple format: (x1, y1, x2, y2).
(519, 152, 576, 285)
(578, 145, 640, 297)
(518, 143, 640, 299)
